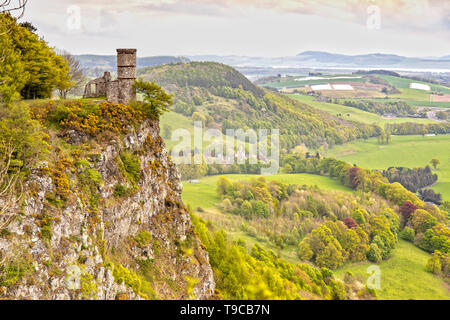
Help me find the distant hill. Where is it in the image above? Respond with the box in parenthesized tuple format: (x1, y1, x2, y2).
(138, 62, 377, 150)
(186, 52, 450, 71)
(76, 54, 190, 78)
(296, 51, 410, 66)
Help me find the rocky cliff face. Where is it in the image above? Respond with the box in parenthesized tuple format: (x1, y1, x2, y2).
(0, 119, 215, 300)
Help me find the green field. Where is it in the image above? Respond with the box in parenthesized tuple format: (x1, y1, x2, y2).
(159, 111, 194, 149)
(378, 75, 450, 94)
(262, 75, 367, 89)
(325, 134, 450, 201)
(390, 88, 431, 101)
(288, 94, 438, 125)
(341, 97, 450, 109)
(182, 173, 351, 209)
(335, 240, 449, 300)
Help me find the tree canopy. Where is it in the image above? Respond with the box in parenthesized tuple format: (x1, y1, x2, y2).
(0, 13, 71, 102)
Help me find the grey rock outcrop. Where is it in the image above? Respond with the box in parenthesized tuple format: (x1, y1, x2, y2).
(0, 119, 215, 300)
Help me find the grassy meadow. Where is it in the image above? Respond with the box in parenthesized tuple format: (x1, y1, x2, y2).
(325, 134, 450, 201)
(181, 173, 351, 210)
(288, 94, 438, 125)
(262, 75, 367, 89)
(335, 240, 449, 300)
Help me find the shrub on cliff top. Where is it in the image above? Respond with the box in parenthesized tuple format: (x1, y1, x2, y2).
(133, 79, 173, 120)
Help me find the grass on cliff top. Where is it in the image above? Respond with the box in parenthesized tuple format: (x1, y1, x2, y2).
(335, 240, 449, 300)
(324, 134, 450, 201)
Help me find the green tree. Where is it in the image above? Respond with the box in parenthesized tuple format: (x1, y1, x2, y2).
(316, 243, 344, 269)
(0, 14, 72, 100)
(298, 242, 314, 261)
(133, 79, 173, 119)
(426, 252, 442, 275)
(240, 200, 253, 219)
(399, 227, 415, 242)
(217, 176, 232, 196)
(366, 243, 382, 263)
(0, 15, 27, 102)
(430, 159, 440, 169)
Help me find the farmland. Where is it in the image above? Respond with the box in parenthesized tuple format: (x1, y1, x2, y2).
(261, 74, 367, 89)
(288, 94, 438, 125)
(325, 134, 450, 201)
(335, 240, 449, 300)
(263, 73, 450, 108)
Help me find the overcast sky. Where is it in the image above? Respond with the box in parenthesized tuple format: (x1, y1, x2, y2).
(21, 0, 450, 57)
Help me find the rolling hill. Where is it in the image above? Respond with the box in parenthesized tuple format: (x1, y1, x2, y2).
(138, 62, 379, 151)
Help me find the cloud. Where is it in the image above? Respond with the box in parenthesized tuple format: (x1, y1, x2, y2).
(22, 0, 450, 57)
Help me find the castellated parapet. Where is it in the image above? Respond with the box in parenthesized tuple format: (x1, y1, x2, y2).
(83, 49, 137, 104)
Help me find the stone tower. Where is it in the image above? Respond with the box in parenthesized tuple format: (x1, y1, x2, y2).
(84, 49, 137, 105)
(116, 49, 137, 104)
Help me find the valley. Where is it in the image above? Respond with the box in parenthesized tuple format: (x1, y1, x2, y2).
(1, 2, 449, 302)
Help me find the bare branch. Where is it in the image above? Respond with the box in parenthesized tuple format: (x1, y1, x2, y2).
(1, 0, 28, 19)
(0, 138, 23, 229)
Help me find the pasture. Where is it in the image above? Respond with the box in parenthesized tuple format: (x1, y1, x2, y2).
(288, 94, 438, 125)
(325, 134, 450, 201)
(335, 240, 449, 300)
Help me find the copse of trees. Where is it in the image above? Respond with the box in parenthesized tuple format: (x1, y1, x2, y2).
(383, 166, 438, 193)
(0, 14, 72, 102)
(402, 205, 449, 255)
(214, 175, 404, 270)
(299, 209, 398, 268)
(385, 122, 450, 136)
(341, 100, 417, 117)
